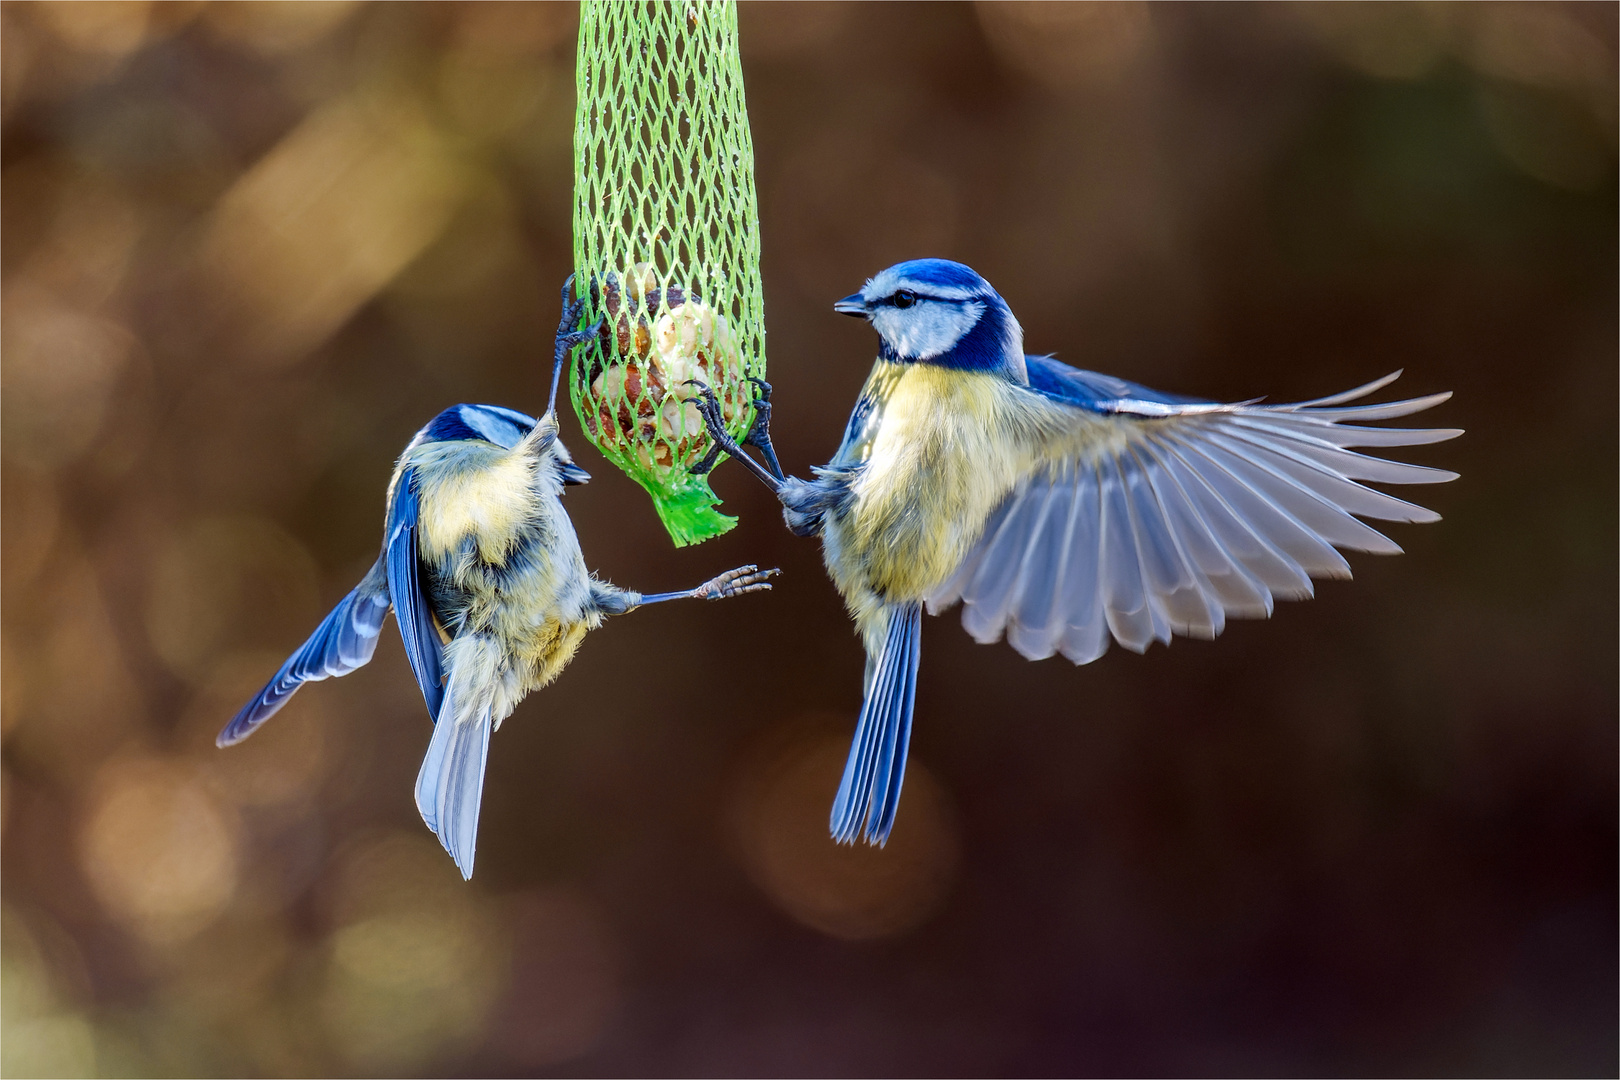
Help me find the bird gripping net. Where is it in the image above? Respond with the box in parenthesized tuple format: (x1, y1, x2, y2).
(570, 0, 765, 546)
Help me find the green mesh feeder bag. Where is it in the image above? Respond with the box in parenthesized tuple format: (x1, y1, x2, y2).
(570, 0, 765, 546)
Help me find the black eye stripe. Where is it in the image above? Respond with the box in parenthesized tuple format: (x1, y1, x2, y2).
(872, 289, 981, 308)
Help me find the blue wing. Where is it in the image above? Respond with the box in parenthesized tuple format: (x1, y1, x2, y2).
(929, 368, 1462, 663)
(830, 602, 922, 845)
(386, 467, 445, 721)
(1025, 353, 1212, 409)
(217, 561, 391, 747)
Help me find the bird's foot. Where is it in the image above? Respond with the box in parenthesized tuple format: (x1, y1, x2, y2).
(692, 564, 779, 601)
(685, 380, 748, 465)
(547, 275, 603, 413)
(741, 377, 785, 481)
(684, 380, 786, 491)
(555, 275, 603, 360)
(687, 441, 726, 476)
(684, 379, 730, 474)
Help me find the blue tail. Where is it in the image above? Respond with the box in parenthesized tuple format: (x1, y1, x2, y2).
(217, 562, 390, 747)
(414, 644, 495, 879)
(830, 602, 922, 845)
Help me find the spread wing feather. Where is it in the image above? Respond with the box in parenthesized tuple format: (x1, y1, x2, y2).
(216, 561, 391, 747)
(928, 368, 1460, 664)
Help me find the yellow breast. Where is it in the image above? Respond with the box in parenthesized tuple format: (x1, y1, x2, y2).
(413, 444, 538, 564)
(830, 363, 1055, 609)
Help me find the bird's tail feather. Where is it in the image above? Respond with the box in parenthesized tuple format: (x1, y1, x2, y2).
(830, 602, 922, 845)
(415, 637, 498, 879)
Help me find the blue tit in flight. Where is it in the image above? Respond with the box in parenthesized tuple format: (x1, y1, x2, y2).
(690, 258, 1458, 846)
(220, 282, 778, 878)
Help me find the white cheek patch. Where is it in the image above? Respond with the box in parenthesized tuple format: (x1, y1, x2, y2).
(875, 300, 985, 360)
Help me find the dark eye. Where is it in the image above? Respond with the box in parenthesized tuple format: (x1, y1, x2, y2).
(892, 290, 916, 309)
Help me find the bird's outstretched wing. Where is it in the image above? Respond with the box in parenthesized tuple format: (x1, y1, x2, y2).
(927, 364, 1461, 663)
(386, 467, 446, 720)
(217, 562, 391, 747)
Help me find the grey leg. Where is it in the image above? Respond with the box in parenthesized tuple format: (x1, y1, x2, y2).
(637, 565, 779, 605)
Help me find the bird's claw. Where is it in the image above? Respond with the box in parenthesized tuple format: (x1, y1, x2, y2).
(682, 379, 723, 420)
(683, 379, 743, 475)
(558, 274, 583, 331)
(682, 379, 786, 488)
(557, 274, 603, 349)
(696, 564, 780, 600)
(743, 386, 772, 448)
(740, 378, 783, 479)
(687, 442, 725, 476)
(558, 321, 602, 353)
(547, 276, 602, 412)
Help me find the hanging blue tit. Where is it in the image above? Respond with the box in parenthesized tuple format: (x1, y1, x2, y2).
(220, 280, 777, 879)
(689, 258, 1460, 846)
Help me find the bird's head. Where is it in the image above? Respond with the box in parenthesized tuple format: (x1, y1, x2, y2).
(422, 404, 591, 485)
(835, 259, 1026, 381)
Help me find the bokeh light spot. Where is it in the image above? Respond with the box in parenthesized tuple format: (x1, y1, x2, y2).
(1, 467, 62, 599)
(1477, 81, 1615, 192)
(0, 908, 97, 1079)
(976, 1, 1155, 91)
(78, 758, 241, 945)
(730, 722, 960, 941)
(318, 831, 507, 1070)
(29, 1, 152, 60)
(333, 908, 483, 991)
(5, 540, 147, 779)
(0, 283, 134, 469)
(203, 1, 362, 57)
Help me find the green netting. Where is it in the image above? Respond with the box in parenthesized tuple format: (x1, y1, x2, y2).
(570, 0, 765, 547)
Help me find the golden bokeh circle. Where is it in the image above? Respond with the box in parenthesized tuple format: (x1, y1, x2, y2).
(730, 723, 960, 941)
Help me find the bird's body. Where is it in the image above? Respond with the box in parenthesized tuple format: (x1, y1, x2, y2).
(814, 358, 1096, 646)
(694, 258, 1459, 846)
(405, 422, 600, 714)
(221, 289, 774, 878)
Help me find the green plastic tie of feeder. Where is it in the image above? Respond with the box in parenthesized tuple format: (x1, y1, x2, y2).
(570, 0, 766, 547)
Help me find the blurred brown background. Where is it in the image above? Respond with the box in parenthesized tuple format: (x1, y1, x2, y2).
(2, 2, 1615, 1076)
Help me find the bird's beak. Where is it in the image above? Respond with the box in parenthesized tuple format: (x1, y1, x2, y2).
(559, 462, 592, 485)
(833, 294, 868, 318)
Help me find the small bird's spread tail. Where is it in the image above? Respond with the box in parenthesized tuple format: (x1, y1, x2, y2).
(830, 602, 922, 845)
(415, 638, 499, 879)
(217, 563, 390, 747)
